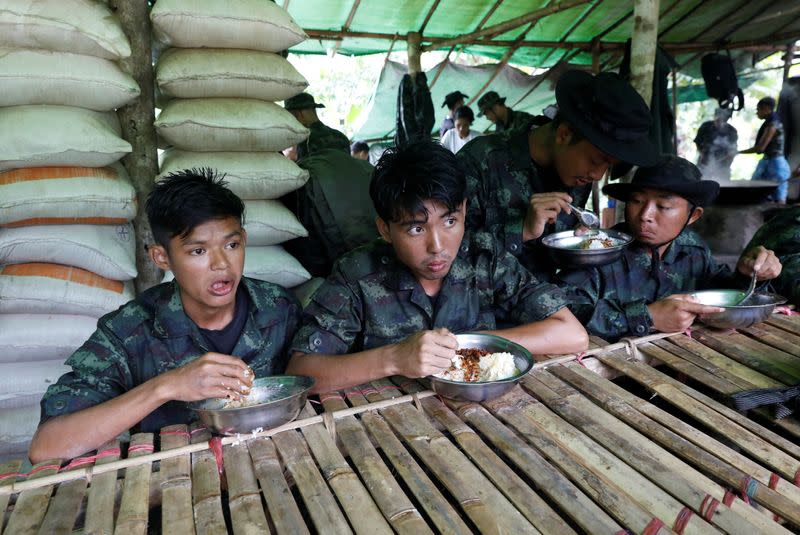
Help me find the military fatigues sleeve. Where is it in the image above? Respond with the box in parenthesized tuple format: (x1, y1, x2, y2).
(289, 264, 363, 355)
(697, 244, 740, 290)
(490, 246, 568, 324)
(556, 268, 653, 341)
(776, 254, 800, 307)
(39, 324, 133, 424)
(459, 145, 527, 259)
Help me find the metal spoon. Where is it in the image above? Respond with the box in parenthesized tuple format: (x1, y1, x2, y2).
(568, 203, 600, 229)
(737, 271, 758, 305)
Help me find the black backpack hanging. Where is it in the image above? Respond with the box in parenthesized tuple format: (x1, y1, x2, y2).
(701, 52, 744, 110)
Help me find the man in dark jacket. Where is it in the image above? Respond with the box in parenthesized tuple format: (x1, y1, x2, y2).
(284, 92, 350, 161)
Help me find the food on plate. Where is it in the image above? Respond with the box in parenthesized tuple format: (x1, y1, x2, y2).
(436, 347, 518, 382)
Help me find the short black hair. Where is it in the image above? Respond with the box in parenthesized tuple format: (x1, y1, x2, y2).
(454, 105, 474, 124)
(146, 168, 245, 248)
(551, 111, 585, 144)
(370, 141, 466, 223)
(757, 97, 776, 110)
(351, 140, 369, 153)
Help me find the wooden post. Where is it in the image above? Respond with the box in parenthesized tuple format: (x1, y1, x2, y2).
(672, 68, 678, 152)
(591, 39, 601, 217)
(407, 31, 422, 80)
(108, 0, 161, 293)
(784, 43, 795, 81)
(628, 0, 660, 106)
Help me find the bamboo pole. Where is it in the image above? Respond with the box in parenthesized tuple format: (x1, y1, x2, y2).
(448, 396, 624, 533)
(419, 394, 578, 535)
(84, 439, 121, 535)
(527, 370, 791, 534)
(189, 425, 226, 535)
(686, 329, 800, 384)
(0, 459, 22, 535)
(483, 388, 681, 534)
(598, 354, 800, 480)
(551, 362, 800, 529)
(407, 32, 422, 79)
(296, 407, 394, 535)
(223, 442, 271, 534)
(160, 425, 196, 535)
(247, 439, 309, 535)
(37, 463, 87, 535)
(271, 429, 352, 534)
(3, 459, 61, 534)
(317, 395, 432, 534)
(114, 433, 154, 535)
(740, 323, 800, 358)
(341, 382, 474, 534)
(361, 383, 537, 533)
(421, 0, 592, 52)
(765, 315, 800, 335)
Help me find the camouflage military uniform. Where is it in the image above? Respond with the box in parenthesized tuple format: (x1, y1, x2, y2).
(745, 206, 800, 307)
(297, 120, 350, 161)
(556, 225, 741, 342)
(496, 108, 536, 133)
(457, 128, 591, 281)
(40, 277, 301, 432)
(290, 232, 568, 355)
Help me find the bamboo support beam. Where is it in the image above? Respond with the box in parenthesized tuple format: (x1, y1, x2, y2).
(189, 425, 227, 535)
(114, 433, 154, 535)
(160, 425, 196, 535)
(407, 31, 422, 77)
(247, 439, 309, 534)
(419, 0, 442, 34)
(84, 439, 121, 535)
(420, 0, 592, 51)
(3, 459, 61, 533)
(224, 442, 271, 534)
(331, 0, 362, 56)
(36, 462, 87, 534)
(0, 460, 22, 535)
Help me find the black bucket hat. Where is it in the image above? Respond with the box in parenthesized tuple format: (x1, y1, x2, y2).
(477, 91, 506, 116)
(556, 70, 658, 167)
(284, 92, 325, 111)
(442, 91, 468, 109)
(603, 154, 720, 208)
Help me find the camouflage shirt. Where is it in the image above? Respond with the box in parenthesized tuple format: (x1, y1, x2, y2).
(556, 225, 741, 341)
(290, 232, 568, 355)
(457, 128, 591, 281)
(496, 109, 536, 134)
(40, 277, 301, 432)
(297, 120, 350, 160)
(745, 206, 800, 307)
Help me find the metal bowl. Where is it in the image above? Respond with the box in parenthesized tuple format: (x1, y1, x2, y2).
(689, 290, 786, 329)
(188, 375, 314, 435)
(542, 229, 633, 268)
(427, 333, 534, 402)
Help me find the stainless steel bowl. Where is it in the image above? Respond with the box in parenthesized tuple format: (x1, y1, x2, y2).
(690, 290, 787, 329)
(542, 229, 633, 268)
(188, 375, 314, 435)
(427, 333, 534, 402)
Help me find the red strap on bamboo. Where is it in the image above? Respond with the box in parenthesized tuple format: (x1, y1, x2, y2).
(0, 462, 61, 481)
(62, 448, 120, 471)
(794, 467, 800, 486)
(769, 473, 780, 489)
(208, 437, 224, 475)
(722, 489, 736, 506)
(575, 351, 587, 367)
(642, 517, 665, 535)
(127, 444, 155, 454)
(699, 494, 720, 521)
(160, 430, 190, 438)
(673, 507, 693, 534)
(684, 327, 692, 339)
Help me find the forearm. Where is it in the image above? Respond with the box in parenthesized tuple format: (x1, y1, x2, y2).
(487, 308, 588, 356)
(30, 378, 170, 463)
(286, 348, 398, 394)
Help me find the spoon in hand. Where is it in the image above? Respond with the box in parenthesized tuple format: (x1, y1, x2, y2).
(568, 203, 600, 229)
(737, 270, 758, 305)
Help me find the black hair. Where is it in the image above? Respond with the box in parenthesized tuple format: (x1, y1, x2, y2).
(757, 96, 776, 110)
(370, 141, 466, 223)
(550, 111, 585, 144)
(454, 105, 475, 124)
(146, 168, 245, 248)
(351, 140, 369, 153)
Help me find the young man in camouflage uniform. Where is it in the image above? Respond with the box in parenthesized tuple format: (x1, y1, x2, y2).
(30, 170, 301, 462)
(286, 141, 588, 394)
(476, 91, 536, 134)
(745, 207, 800, 308)
(284, 92, 350, 161)
(459, 71, 659, 281)
(556, 156, 782, 342)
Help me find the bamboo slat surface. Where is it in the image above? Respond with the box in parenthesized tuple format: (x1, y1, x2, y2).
(2, 314, 800, 534)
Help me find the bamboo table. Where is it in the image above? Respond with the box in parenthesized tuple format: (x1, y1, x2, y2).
(2, 314, 800, 534)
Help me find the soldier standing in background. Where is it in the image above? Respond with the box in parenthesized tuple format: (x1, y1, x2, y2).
(284, 92, 350, 161)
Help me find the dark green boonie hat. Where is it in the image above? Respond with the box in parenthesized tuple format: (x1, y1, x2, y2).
(284, 93, 325, 111)
(477, 91, 506, 116)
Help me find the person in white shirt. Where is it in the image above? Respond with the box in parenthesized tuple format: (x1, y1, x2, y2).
(441, 106, 479, 154)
